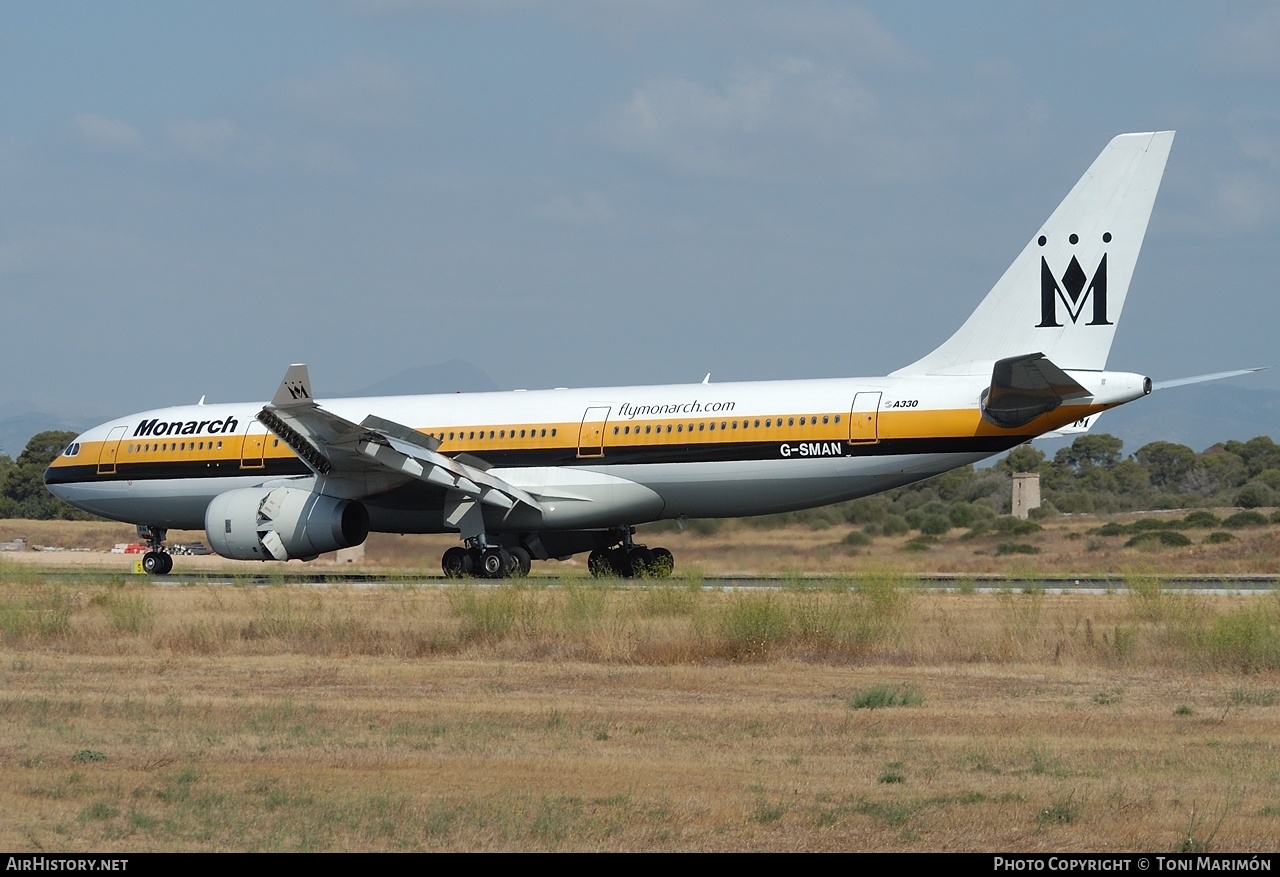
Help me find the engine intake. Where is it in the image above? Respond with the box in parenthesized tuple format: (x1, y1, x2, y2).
(205, 487, 368, 561)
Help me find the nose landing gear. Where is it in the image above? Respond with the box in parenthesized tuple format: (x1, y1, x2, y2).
(138, 525, 173, 575)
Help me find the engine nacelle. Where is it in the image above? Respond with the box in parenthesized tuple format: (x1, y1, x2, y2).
(205, 487, 369, 561)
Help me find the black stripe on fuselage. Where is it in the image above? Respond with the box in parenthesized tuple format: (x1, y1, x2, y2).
(44, 457, 312, 485)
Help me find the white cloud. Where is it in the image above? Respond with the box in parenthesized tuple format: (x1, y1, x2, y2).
(273, 55, 412, 128)
(597, 57, 934, 183)
(72, 114, 144, 151)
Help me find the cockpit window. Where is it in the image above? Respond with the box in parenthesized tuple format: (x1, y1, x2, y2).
(63, 443, 81, 457)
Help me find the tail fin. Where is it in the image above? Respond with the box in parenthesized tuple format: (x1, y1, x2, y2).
(893, 131, 1174, 377)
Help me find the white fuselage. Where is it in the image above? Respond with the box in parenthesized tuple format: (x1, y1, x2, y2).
(45, 369, 1140, 536)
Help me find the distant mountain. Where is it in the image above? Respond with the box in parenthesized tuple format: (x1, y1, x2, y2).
(340, 359, 499, 397)
(0, 406, 97, 459)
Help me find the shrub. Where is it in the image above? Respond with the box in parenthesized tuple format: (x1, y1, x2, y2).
(1207, 605, 1280, 672)
(1124, 531, 1192, 548)
(881, 515, 909, 537)
(1205, 531, 1236, 544)
(993, 517, 1042, 536)
(1183, 510, 1221, 528)
(996, 542, 1039, 556)
(1235, 482, 1275, 510)
(919, 514, 951, 536)
(1223, 511, 1268, 529)
(947, 503, 976, 528)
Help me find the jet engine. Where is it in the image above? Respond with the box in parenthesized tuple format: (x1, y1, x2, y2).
(205, 486, 368, 561)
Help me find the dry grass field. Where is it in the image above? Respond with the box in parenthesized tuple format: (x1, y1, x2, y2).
(1, 516, 1279, 852)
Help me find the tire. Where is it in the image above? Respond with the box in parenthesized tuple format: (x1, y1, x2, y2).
(442, 547, 473, 578)
(142, 552, 165, 575)
(159, 552, 174, 575)
(507, 546, 532, 577)
(588, 548, 614, 578)
(650, 547, 674, 578)
(624, 547, 656, 578)
(480, 547, 510, 579)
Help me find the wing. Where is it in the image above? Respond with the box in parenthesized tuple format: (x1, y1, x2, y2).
(257, 364, 540, 516)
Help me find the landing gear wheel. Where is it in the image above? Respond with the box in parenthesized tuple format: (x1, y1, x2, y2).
(623, 547, 656, 578)
(479, 547, 511, 579)
(442, 547, 474, 578)
(651, 547, 674, 578)
(507, 546, 532, 577)
(588, 548, 616, 578)
(142, 551, 171, 576)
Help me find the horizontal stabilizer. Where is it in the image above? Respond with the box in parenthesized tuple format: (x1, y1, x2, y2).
(982, 353, 1089, 429)
(1152, 367, 1267, 390)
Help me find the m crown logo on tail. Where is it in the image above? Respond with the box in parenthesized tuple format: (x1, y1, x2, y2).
(1036, 233, 1112, 328)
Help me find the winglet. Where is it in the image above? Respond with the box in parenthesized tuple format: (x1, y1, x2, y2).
(271, 363, 316, 408)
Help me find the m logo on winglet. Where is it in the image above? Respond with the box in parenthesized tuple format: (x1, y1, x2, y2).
(1037, 236, 1111, 328)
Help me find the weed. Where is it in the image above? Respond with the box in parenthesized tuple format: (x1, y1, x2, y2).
(1226, 686, 1277, 707)
(855, 798, 919, 827)
(0, 584, 73, 641)
(1178, 797, 1234, 853)
(79, 802, 119, 822)
(879, 762, 906, 784)
(1207, 604, 1280, 672)
(1093, 689, 1122, 705)
(719, 593, 790, 661)
(847, 685, 923, 710)
(1037, 790, 1081, 828)
(750, 799, 787, 823)
(997, 589, 1043, 660)
(450, 585, 520, 643)
(103, 590, 156, 634)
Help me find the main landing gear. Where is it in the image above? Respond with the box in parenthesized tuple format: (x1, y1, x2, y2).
(439, 529, 675, 580)
(138, 525, 173, 576)
(441, 541, 532, 580)
(588, 529, 674, 579)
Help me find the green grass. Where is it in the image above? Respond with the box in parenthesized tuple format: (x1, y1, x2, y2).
(847, 684, 923, 710)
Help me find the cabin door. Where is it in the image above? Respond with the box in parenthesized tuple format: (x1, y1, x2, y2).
(97, 426, 129, 475)
(848, 392, 881, 444)
(577, 407, 611, 458)
(240, 419, 267, 469)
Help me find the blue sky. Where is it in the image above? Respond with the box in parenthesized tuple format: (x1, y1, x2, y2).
(3, 1, 1278, 421)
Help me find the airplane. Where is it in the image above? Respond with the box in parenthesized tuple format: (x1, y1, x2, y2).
(46, 131, 1211, 578)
